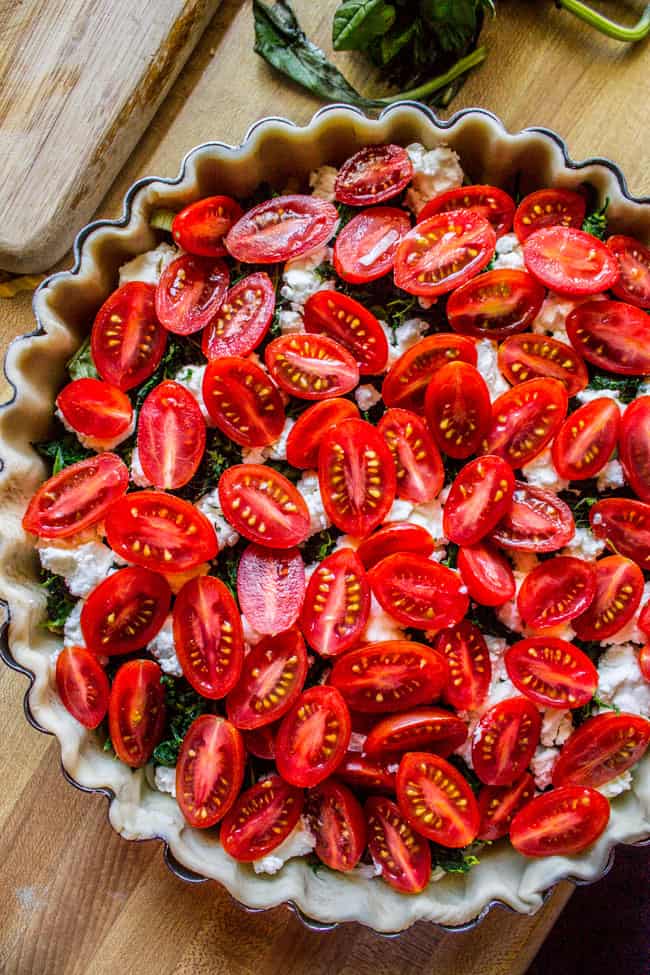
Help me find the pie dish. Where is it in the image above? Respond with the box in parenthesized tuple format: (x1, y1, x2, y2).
(2, 102, 650, 934)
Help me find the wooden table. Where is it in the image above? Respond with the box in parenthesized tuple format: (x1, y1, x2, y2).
(1, 2, 648, 972)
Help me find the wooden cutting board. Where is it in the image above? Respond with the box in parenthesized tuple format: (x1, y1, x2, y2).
(0, 0, 221, 274)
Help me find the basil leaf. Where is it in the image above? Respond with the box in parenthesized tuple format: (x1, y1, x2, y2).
(419, 0, 479, 53)
(67, 336, 99, 380)
(332, 1, 396, 52)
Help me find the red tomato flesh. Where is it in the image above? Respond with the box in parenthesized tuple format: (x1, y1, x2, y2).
(447, 269, 545, 340)
(513, 188, 586, 243)
(552, 397, 621, 482)
(608, 234, 650, 309)
(335, 145, 413, 206)
(378, 407, 443, 503)
(108, 659, 166, 768)
(382, 333, 477, 413)
(176, 715, 244, 828)
(285, 398, 359, 469)
(365, 796, 432, 893)
(618, 396, 650, 502)
(483, 378, 568, 468)
(92, 282, 167, 391)
(305, 779, 367, 872)
(523, 226, 619, 296)
(56, 646, 109, 729)
(491, 481, 575, 553)
(552, 711, 650, 789)
(237, 544, 305, 636)
(510, 786, 610, 858)
(357, 522, 435, 570)
(226, 628, 308, 730)
(517, 556, 597, 629)
(472, 697, 541, 786)
(397, 752, 480, 847)
(566, 299, 650, 374)
(172, 195, 243, 257)
(443, 455, 515, 546)
(457, 542, 516, 607)
(218, 464, 310, 548)
(202, 356, 286, 447)
(505, 637, 598, 708)
(433, 620, 492, 711)
(225, 194, 338, 263)
(337, 754, 397, 793)
(304, 290, 389, 374)
(572, 555, 644, 641)
(425, 361, 491, 459)
(275, 685, 351, 788)
(81, 566, 171, 655)
(363, 707, 467, 758)
(330, 641, 449, 713)
(220, 775, 304, 862)
(418, 184, 516, 237)
(477, 773, 536, 842)
(265, 333, 359, 400)
(300, 547, 370, 657)
(590, 498, 650, 569)
(369, 553, 469, 630)
(202, 272, 275, 359)
(138, 380, 206, 489)
(155, 255, 229, 335)
(498, 333, 589, 397)
(56, 379, 133, 443)
(333, 207, 410, 283)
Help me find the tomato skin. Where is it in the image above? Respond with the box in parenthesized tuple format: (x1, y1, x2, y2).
(176, 715, 245, 828)
(447, 270, 545, 340)
(472, 697, 542, 787)
(484, 378, 568, 468)
(300, 548, 370, 657)
(305, 779, 367, 872)
(397, 752, 480, 847)
(333, 207, 411, 283)
(202, 356, 285, 447)
(226, 628, 308, 730)
(551, 397, 620, 483)
(382, 333, 478, 413)
(173, 575, 244, 699)
(425, 361, 491, 459)
(357, 522, 435, 570)
(640, 645, 650, 683)
(510, 786, 610, 858)
(108, 659, 166, 768)
(491, 481, 575, 553)
(275, 685, 351, 788)
(524, 226, 619, 296)
(443, 455, 515, 547)
(237, 545, 305, 636)
(137, 380, 206, 490)
(378, 408, 444, 503)
(433, 621, 492, 711)
(155, 255, 229, 335)
(477, 773, 536, 842)
(608, 235, 650, 309)
(220, 775, 304, 862)
(590, 498, 650, 569)
(56, 646, 109, 729)
(330, 641, 449, 713)
(418, 184, 516, 237)
(553, 712, 650, 790)
(335, 145, 413, 206)
(505, 637, 598, 709)
(265, 333, 359, 400)
(285, 398, 359, 469)
(639, 601, 650, 639)
(105, 491, 218, 571)
(92, 282, 167, 391)
(304, 290, 389, 374)
(81, 566, 171, 655)
(572, 555, 644, 641)
(225, 194, 338, 263)
(513, 188, 586, 243)
(457, 542, 516, 607)
(566, 299, 650, 375)
(23, 453, 129, 539)
(370, 553, 469, 630)
(218, 464, 310, 548)
(365, 796, 432, 894)
(517, 556, 597, 629)
(498, 333, 589, 397)
(619, 396, 650, 502)
(242, 723, 278, 760)
(172, 195, 243, 256)
(363, 708, 467, 758)
(56, 379, 133, 443)
(337, 754, 397, 793)
(201, 272, 275, 359)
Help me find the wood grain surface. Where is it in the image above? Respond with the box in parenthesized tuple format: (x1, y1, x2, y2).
(1, 1, 649, 972)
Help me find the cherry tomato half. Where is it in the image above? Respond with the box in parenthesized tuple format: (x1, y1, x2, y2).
(640, 645, 650, 683)
(447, 269, 545, 340)
(457, 542, 516, 607)
(305, 779, 367, 872)
(330, 641, 449, 713)
(56, 646, 109, 729)
(517, 556, 597, 629)
(220, 775, 304, 862)
(300, 548, 370, 657)
(433, 620, 492, 711)
(566, 299, 650, 375)
(505, 637, 598, 708)
(382, 333, 477, 413)
(225, 194, 338, 263)
(608, 234, 650, 309)
(337, 754, 397, 793)
(483, 378, 568, 468)
(524, 226, 619, 296)
(172, 195, 243, 257)
(155, 255, 229, 335)
(510, 786, 610, 858)
(176, 715, 245, 828)
(552, 711, 650, 789)
(552, 397, 621, 482)
(365, 796, 432, 893)
(237, 545, 305, 636)
(397, 752, 480, 847)
(618, 396, 650, 502)
(81, 566, 171, 655)
(498, 333, 589, 397)
(108, 659, 165, 768)
(472, 697, 541, 786)
(226, 628, 308, 730)
(378, 408, 443, 503)
(56, 379, 133, 444)
(425, 361, 491, 459)
(203, 356, 285, 447)
(419, 184, 516, 237)
(137, 380, 206, 489)
(265, 333, 359, 400)
(201, 272, 275, 359)
(285, 398, 359, 469)
(590, 498, 650, 569)
(218, 464, 310, 548)
(242, 723, 278, 760)
(513, 188, 586, 243)
(363, 707, 467, 759)
(572, 555, 644, 641)
(275, 685, 351, 788)
(92, 282, 167, 390)
(477, 773, 536, 842)
(443, 455, 515, 546)
(357, 522, 435, 570)
(333, 207, 411, 283)
(335, 145, 413, 206)
(491, 481, 575, 553)
(370, 553, 469, 630)
(173, 575, 244, 698)
(304, 290, 388, 374)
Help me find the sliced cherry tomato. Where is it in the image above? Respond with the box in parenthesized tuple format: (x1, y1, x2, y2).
(370, 553, 469, 630)
(203, 356, 285, 447)
(491, 481, 575, 553)
(219, 464, 310, 547)
(91, 282, 167, 390)
(173, 575, 244, 698)
(639, 600, 650, 639)
(365, 796, 432, 893)
(498, 333, 589, 396)
(304, 290, 388, 374)
(443, 455, 515, 546)
(524, 226, 619, 296)
(137, 380, 206, 489)
(333, 207, 411, 283)
(566, 299, 650, 374)
(505, 637, 597, 708)
(237, 545, 305, 636)
(424, 361, 491, 459)
(330, 641, 449, 713)
(477, 773, 536, 842)
(172, 195, 243, 257)
(23, 453, 128, 539)
(363, 707, 467, 758)
(56, 379, 133, 444)
(266, 333, 359, 400)
(510, 786, 610, 858)
(514, 188, 586, 243)
(378, 408, 443, 503)
(319, 418, 396, 536)
(608, 235, 650, 309)
(572, 555, 644, 641)
(517, 556, 597, 629)
(56, 646, 109, 729)
(81, 566, 171, 655)
(553, 712, 650, 790)
(242, 723, 278, 760)
(337, 754, 397, 793)
(220, 775, 304, 862)
(397, 752, 480, 847)
(105, 491, 218, 571)
(640, 645, 650, 683)
(275, 685, 351, 788)
(201, 272, 275, 359)
(433, 620, 492, 711)
(394, 211, 496, 297)
(155, 255, 229, 335)
(226, 628, 308, 730)
(619, 396, 650, 502)
(419, 184, 516, 237)
(472, 697, 542, 786)
(306, 779, 367, 872)
(590, 498, 650, 569)
(484, 378, 568, 468)
(457, 542, 516, 607)
(108, 659, 165, 767)
(300, 548, 369, 657)
(225, 194, 338, 263)
(382, 333, 477, 413)
(176, 715, 244, 828)
(285, 398, 359, 469)
(447, 269, 545, 340)
(357, 522, 435, 570)
(335, 145, 413, 206)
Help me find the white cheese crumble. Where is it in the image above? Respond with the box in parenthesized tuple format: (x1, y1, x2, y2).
(252, 817, 316, 874)
(280, 245, 334, 307)
(63, 600, 84, 648)
(147, 616, 182, 677)
(173, 364, 213, 425)
(576, 386, 628, 415)
(130, 446, 153, 488)
(240, 417, 295, 465)
(355, 384, 382, 412)
(56, 407, 135, 453)
(530, 746, 559, 790)
(597, 643, 650, 717)
(278, 308, 304, 335)
(195, 489, 240, 548)
(154, 765, 177, 798)
(403, 143, 464, 214)
(541, 709, 574, 748)
(598, 770, 634, 799)
(476, 339, 510, 400)
(532, 292, 583, 344)
(597, 459, 625, 492)
(118, 242, 178, 286)
(38, 541, 115, 598)
(362, 594, 406, 643)
(562, 525, 606, 560)
(491, 232, 525, 270)
(296, 471, 331, 534)
(521, 448, 569, 493)
(485, 635, 509, 682)
(354, 861, 383, 880)
(380, 317, 429, 370)
(309, 165, 338, 202)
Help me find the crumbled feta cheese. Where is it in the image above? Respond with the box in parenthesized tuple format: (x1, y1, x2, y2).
(355, 384, 382, 412)
(355, 860, 383, 880)
(476, 339, 510, 400)
(637, 380, 650, 398)
(532, 292, 596, 344)
(530, 746, 559, 790)
(403, 144, 464, 214)
(598, 770, 634, 799)
(154, 765, 177, 798)
(62, 600, 84, 648)
(562, 525, 606, 560)
(173, 364, 213, 425)
(362, 594, 406, 643)
(147, 616, 182, 677)
(252, 817, 316, 874)
(309, 165, 338, 202)
(409, 497, 445, 543)
(418, 297, 437, 310)
(196, 489, 240, 548)
(541, 708, 574, 747)
(496, 598, 524, 635)
(380, 317, 428, 369)
(280, 245, 333, 307)
(56, 407, 135, 453)
(241, 613, 265, 647)
(385, 498, 415, 523)
(348, 731, 367, 753)
(597, 459, 625, 492)
(118, 242, 178, 286)
(491, 232, 525, 270)
(278, 308, 304, 334)
(130, 446, 152, 488)
(597, 644, 650, 717)
(522, 448, 569, 493)
(241, 417, 295, 465)
(296, 471, 331, 534)
(485, 635, 509, 682)
(38, 541, 115, 598)
(576, 387, 628, 414)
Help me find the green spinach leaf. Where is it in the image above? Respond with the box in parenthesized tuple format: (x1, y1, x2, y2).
(333, 1, 396, 52)
(153, 675, 213, 767)
(34, 432, 93, 475)
(40, 570, 76, 634)
(67, 336, 99, 381)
